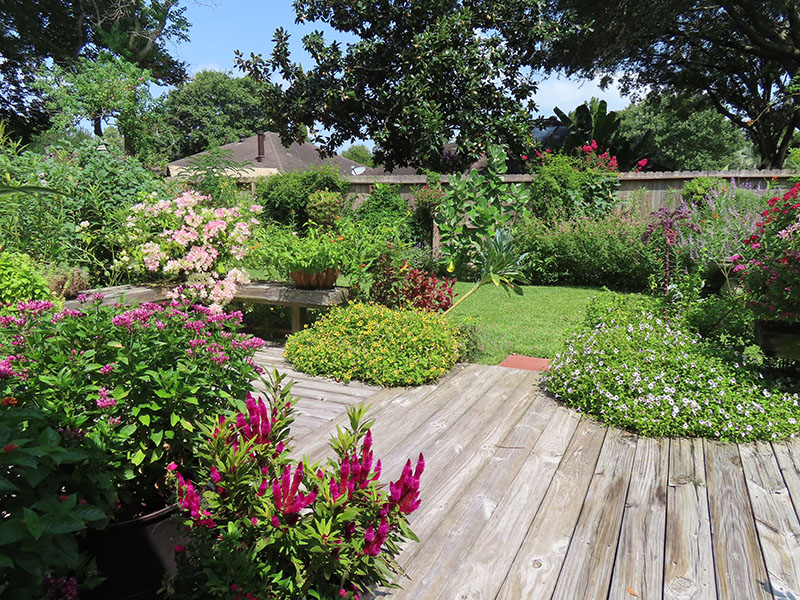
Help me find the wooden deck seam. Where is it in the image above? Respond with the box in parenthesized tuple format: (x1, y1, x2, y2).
(497, 418, 611, 600)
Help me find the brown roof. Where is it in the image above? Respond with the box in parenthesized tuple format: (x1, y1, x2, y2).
(167, 133, 367, 178)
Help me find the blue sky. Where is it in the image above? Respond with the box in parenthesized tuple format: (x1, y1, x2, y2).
(169, 0, 629, 145)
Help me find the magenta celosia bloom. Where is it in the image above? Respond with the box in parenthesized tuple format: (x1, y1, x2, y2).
(388, 453, 425, 515)
(271, 463, 317, 524)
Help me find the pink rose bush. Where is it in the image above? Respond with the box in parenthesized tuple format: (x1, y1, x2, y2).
(118, 191, 263, 311)
(733, 183, 800, 322)
(166, 378, 424, 600)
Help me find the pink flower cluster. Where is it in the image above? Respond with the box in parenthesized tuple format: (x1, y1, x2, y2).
(124, 191, 260, 309)
(96, 387, 116, 409)
(169, 463, 215, 528)
(387, 454, 425, 515)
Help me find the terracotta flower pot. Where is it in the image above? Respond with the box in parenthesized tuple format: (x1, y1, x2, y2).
(289, 268, 340, 289)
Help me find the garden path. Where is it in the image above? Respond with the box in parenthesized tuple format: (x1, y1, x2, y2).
(251, 356, 800, 600)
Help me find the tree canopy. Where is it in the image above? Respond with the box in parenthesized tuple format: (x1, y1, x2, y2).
(0, 0, 190, 141)
(235, 0, 566, 172)
(341, 144, 374, 168)
(162, 70, 272, 160)
(537, 0, 799, 168)
(618, 93, 758, 171)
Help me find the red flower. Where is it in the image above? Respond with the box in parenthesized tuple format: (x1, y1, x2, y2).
(3, 443, 17, 452)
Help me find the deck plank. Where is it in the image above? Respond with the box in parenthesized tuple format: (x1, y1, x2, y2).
(739, 441, 800, 598)
(550, 427, 638, 600)
(437, 405, 581, 600)
(705, 441, 772, 600)
(663, 438, 717, 600)
(772, 438, 800, 524)
(496, 418, 608, 600)
(609, 436, 669, 600)
(387, 388, 559, 598)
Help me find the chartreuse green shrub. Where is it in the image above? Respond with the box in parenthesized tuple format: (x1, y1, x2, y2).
(544, 296, 800, 441)
(285, 303, 464, 385)
(0, 251, 52, 305)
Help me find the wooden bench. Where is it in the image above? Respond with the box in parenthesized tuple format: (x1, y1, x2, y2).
(64, 282, 350, 333)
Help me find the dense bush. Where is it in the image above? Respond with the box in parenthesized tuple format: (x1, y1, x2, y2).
(285, 303, 464, 385)
(0, 252, 52, 305)
(545, 297, 799, 441)
(527, 151, 620, 222)
(254, 165, 349, 228)
(515, 213, 660, 291)
(0, 132, 173, 284)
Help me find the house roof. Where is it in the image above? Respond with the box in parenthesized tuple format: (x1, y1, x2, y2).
(167, 133, 367, 179)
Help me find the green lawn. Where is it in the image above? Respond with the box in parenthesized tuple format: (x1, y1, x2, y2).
(449, 283, 624, 364)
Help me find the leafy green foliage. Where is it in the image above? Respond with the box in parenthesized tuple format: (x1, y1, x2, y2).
(527, 152, 619, 222)
(179, 146, 252, 202)
(341, 144, 374, 168)
(234, 1, 552, 171)
(307, 190, 346, 227)
(544, 296, 800, 441)
(0, 252, 52, 305)
(285, 303, 464, 385)
(514, 213, 661, 291)
(436, 145, 529, 277)
(0, 130, 173, 284)
(0, 0, 191, 141)
(355, 184, 412, 238)
(162, 70, 272, 160)
(35, 51, 153, 144)
(539, 0, 799, 168)
(618, 93, 757, 170)
(0, 405, 115, 600)
(255, 165, 349, 228)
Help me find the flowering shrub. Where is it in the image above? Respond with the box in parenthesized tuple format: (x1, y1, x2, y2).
(676, 177, 768, 283)
(642, 207, 701, 298)
(527, 151, 620, 222)
(285, 303, 463, 385)
(117, 190, 262, 310)
(544, 302, 800, 441)
(0, 297, 267, 516)
(733, 183, 800, 322)
(307, 189, 346, 228)
(166, 376, 424, 599)
(370, 253, 455, 312)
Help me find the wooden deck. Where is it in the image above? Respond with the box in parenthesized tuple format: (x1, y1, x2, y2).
(251, 357, 800, 600)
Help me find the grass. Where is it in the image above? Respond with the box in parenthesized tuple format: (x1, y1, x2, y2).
(448, 283, 632, 364)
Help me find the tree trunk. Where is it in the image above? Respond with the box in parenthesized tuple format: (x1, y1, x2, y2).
(93, 115, 103, 137)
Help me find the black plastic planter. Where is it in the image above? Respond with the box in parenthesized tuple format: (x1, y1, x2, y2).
(84, 505, 181, 600)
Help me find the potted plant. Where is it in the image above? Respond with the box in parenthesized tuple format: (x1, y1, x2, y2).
(279, 226, 346, 289)
(733, 182, 800, 360)
(165, 375, 425, 600)
(0, 296, 269, 598)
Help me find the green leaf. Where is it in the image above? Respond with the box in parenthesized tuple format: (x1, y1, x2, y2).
(0, 555, 13, 569)
(119, 424, 137, 437)
(0, 477, 18, 493)
(170, 413, 180, 427)
(23, 508, 44, 541)
(131, 449, 146, 466)
(150, 430, 163, 446)
(138, 414, 151, 426)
